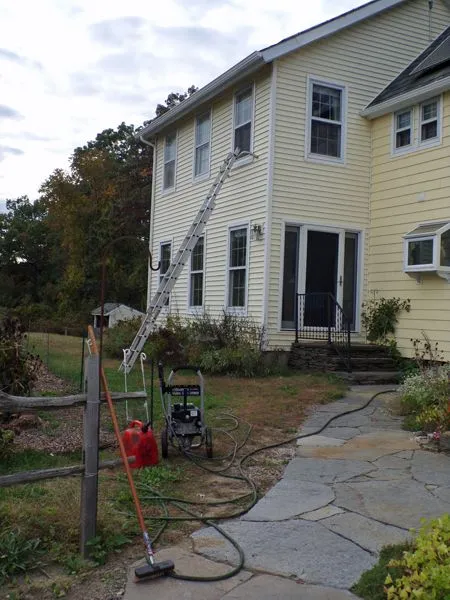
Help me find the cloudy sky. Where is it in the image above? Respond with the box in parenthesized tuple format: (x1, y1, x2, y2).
(0, 0, 364, 212)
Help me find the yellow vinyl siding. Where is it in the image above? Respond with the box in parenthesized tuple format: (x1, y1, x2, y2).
(369, 91, 450, 359)
(150, 68, 271, 323)
(267, 0, 450, 349)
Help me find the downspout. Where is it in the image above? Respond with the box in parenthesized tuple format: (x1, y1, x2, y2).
(139, 134, 157, 310)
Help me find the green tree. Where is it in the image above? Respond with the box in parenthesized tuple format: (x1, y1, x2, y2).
(155, 85, 198, 117)
(40, 122, 152, 319)
(0, 196, 62, 319)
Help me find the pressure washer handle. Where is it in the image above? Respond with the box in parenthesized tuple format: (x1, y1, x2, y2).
(158, 361, 166, 392)
(172, 365, 201, 373)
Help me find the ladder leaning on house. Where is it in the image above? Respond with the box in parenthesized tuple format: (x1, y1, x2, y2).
(120, 148, 242, 374)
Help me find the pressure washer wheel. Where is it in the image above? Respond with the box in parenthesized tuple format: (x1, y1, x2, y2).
(161, 426, 169, 459)
(205, 427, 213, 458)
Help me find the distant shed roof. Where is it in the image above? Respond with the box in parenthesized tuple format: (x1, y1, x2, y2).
(91, 303, 122, 316)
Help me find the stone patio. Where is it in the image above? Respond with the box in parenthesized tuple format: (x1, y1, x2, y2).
(124, 385, 450, 600)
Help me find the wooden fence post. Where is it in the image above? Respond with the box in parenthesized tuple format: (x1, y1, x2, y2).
(80, 353, 100, 557)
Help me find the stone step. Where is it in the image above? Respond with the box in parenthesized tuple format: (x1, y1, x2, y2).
(350, 343, 392, 356)
(335, 371, 401, 385)
(330, 356, 398, 372)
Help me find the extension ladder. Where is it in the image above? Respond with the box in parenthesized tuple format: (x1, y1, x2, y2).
(120, 148, 241, 373)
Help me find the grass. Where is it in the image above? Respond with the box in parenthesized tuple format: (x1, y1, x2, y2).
(26, 332, 86, 389)
(2, 333, 348, 597)
(351, 543, 411, 600)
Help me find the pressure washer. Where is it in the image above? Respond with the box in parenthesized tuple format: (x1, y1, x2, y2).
(158, 363, 213, 459)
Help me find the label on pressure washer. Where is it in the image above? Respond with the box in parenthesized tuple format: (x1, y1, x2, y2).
(168, 385, 201, 396)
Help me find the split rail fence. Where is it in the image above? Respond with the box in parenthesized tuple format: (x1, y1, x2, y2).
(0, 353, 146, 557)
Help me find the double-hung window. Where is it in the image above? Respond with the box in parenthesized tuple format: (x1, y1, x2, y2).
(194, 112, 211, 178)
(394, 109, 412, 149)
(420, 98, 438, 143)
(159, 242, 171, 306)
(309, 81, 344, 159)
(393, 98, 440, 153)
(189, 237, 204, 308)
(163, 133, 176, 190)
(228, 227, 248, 310)
(234, 87, 253, 154)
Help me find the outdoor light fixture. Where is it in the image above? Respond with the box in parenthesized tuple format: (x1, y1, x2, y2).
(251, 223, 263, 241)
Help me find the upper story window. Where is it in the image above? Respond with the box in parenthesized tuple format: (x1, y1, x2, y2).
(227, 226, 248, 310)
(393, 97, 440, 154)
(309, 81, 345, 160)
(394, 109, 412, 149)
(194, 112, 211, 178)
(189, 236, 204, 308)
(159, 241, 172, 305)
(163, 133, 176, 191)
(420, 98, 438, 142)
(234, 87, 253, 154)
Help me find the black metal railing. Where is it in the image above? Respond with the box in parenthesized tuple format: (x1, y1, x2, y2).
(294, 292, 351, 372)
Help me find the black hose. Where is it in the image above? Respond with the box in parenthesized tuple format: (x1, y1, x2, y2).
(137, 388, 397, 582)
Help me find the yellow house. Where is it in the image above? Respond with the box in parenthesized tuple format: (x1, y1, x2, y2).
(138, 0, 450, 358)
(363, 24, 450, 360)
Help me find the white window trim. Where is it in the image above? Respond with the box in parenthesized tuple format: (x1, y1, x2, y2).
(225, 222, 250, 316)
(419, 97, 441, 147)
(392, 106, 416, 154)
(188, 234, 206, 312)
(277, 219, 364, 334)
(393, 107, 413, 152)
(403, 235, 437, 272)
(162, 131, 177, 194)
(193, 109, 212, 182)
(159, 239, 173, 310)
(231, 83, 256, 169)
(391, 96, 442, 157)
(305, 75, 347, 165)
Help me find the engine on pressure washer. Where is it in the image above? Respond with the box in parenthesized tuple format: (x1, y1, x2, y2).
(171, 402, 202, 436)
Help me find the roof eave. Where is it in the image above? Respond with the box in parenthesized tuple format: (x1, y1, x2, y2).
(139, 52, 265, 139)
(260, 0, 405, 61)
(362, 75, 450, 119)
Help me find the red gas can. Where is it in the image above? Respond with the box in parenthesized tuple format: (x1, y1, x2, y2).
(122, 420, 159, 468)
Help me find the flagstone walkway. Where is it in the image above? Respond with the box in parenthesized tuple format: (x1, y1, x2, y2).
(125, 385, 450, 600)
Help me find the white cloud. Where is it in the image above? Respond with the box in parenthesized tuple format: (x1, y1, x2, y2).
(0, 0, 364, 209)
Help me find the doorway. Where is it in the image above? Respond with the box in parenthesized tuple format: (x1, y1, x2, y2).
(281, 225, 360, 330)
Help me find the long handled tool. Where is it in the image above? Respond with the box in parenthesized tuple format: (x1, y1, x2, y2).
(87, 326, 174, 581)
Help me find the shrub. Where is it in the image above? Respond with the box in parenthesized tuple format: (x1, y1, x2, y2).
(102, 312, 272, 377)
(361, 297, 410, 344)
(399, 367, 450, 432)
(351, 543, 411, 600)
(101, 318, 144, 359)
(0, 316, 39, 395)
(385, 515, 450, 599)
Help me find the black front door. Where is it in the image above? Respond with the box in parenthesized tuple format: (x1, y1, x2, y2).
(304, 230, 339, 327)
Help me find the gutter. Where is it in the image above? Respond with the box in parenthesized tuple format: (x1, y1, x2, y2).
(362, 75, 450, 119)
(138, 51, 265, 139)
